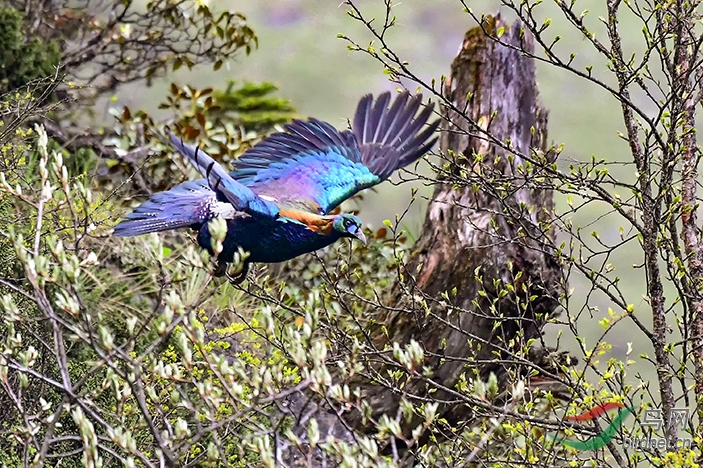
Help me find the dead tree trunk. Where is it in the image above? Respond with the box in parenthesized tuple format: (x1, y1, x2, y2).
(347, 15, 564, 438)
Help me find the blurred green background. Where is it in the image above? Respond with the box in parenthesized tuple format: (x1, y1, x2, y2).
(116, 1, 661, 393)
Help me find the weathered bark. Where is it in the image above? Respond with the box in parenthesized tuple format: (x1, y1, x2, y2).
(675, 4, 703, 444)
(347, 16, 563, 438)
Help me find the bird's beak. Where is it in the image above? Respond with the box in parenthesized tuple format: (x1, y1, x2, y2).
(355, 230, 367, 246)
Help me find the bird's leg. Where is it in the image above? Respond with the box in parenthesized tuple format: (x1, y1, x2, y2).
(226, 262, 250, 285)
(213, 260, 229, 277)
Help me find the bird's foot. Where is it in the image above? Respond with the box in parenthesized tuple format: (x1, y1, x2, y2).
(225, 262, 250, 285)
(213, 261, 228, 278)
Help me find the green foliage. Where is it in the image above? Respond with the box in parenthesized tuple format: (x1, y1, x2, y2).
(0, 194, 14, 276)
(157, 80, 296, 156)
(0, 6, 60, 93)
(0, 114, 416, 464)
(7, 0, 703, 466)
(95, 81, 295, 198)
(213, 81, 297, 132)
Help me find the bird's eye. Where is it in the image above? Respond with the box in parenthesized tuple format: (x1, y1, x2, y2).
(344, 219, 352, 228)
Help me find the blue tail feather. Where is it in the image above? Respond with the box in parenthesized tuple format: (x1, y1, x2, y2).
(113, 180, 214, 237)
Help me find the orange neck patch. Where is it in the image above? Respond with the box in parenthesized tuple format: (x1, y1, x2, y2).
(279, 208, 335, 234)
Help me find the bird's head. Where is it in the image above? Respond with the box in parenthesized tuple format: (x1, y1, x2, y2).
(332, 214, 366, 245)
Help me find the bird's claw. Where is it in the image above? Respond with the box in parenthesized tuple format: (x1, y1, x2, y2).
(224, 262, 250, 285)
(213, 261, 228, 278)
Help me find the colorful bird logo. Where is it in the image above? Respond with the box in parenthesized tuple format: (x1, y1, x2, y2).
(549, 402, 635, 451)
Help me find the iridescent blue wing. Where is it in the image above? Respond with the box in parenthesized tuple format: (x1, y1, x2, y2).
(113, 133, 282, 237)
(231, 92, 439, 214)
(167, 131, 279, 219)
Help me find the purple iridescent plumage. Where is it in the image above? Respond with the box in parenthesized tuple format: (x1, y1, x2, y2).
(114, 91, 439, 277)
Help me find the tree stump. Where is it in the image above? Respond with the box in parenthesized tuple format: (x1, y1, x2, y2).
(347, 15, 563, 441)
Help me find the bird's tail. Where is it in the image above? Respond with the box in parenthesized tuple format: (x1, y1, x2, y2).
(113, 179, 213, 237)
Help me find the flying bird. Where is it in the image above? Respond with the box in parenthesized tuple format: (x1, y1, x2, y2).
(114, 92, 439, 281)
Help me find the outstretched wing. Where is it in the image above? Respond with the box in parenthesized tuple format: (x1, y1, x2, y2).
(166, 131, 279, 219)
(113, 133, 280, 237)
(230, 92, 439, 214)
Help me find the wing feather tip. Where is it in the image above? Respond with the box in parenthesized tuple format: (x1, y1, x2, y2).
(350, 91, 439, 178)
